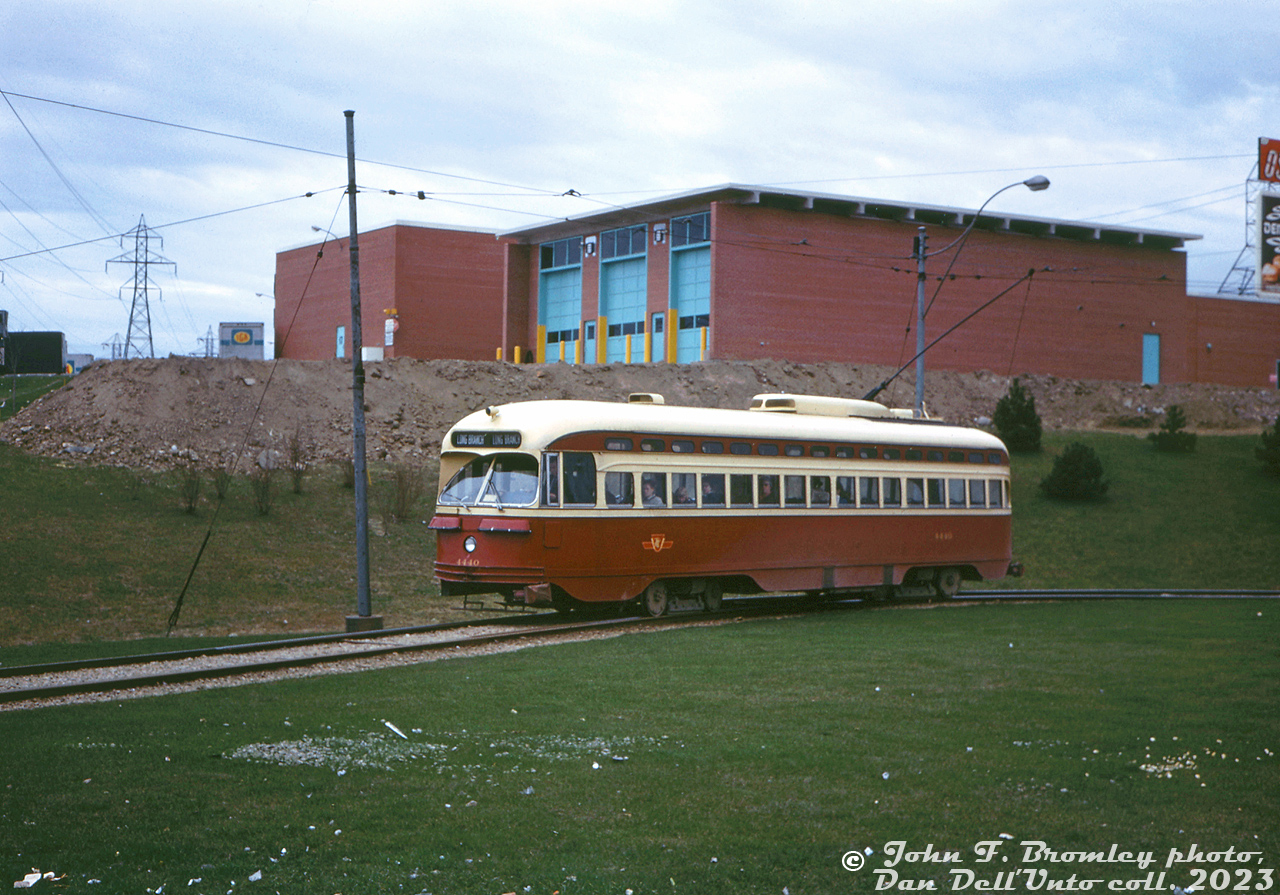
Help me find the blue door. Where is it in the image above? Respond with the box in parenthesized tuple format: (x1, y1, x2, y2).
(672, 245, 710, 362)
(1142, 333, 1160, 384)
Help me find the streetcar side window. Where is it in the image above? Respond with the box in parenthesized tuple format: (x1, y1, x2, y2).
(989, 479, 1004, 508)
(606, 471, 634, 507)
(671, 472, 697, 507)
(730, 474, 754, 507)
(784, 475, 806, 507)
(859, 476, 880, 508)
(836, 476, 856, 507)
(542, 453, 560, 507)
(563, 452, 596, 506)
(641, 472, 668, 507)
(758, 475, 780, 506)
(948, 478, 967, 508)
(701, 473, 726, 507)
(969, 479, 987, 508)
(927, 478, 945, 508)
(882, 477, 902, 507)
(810, 475, 831, 507)
(906, 478, 925, 507)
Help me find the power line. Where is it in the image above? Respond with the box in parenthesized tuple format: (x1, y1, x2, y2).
(0, 89, 567, 196)
(0, 189, 341, 263)
(1, 90, 118, 236)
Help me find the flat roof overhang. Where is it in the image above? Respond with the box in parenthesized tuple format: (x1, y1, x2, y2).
(499, 183, 1201, 251)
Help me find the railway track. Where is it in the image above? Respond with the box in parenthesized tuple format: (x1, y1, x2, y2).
(3, 589, 1274, 709)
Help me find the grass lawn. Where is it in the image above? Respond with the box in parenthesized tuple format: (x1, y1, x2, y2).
(0, 374, 71, 422)
(1, 599, 1276, 894)
(2, 430, 1279, 657)
(1004, 433, 1280, 590)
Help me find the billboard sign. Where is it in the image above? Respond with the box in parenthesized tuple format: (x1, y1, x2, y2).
(1261, 138, 1280, 184)
(1260, 193, 1280, 294)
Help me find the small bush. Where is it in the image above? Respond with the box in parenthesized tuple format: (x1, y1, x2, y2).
(1041, 442, 1109, 501)
(249, 466, 274, 516)
(376, 464, 426, 526)
(1147, 405, 1197, 453)
(1259, 415, 1280, 477)
(212, 463, 233, 501)
(993, 378, 1042, 452)
(288, 428, 310, 494)
(175, 461, 201, 515)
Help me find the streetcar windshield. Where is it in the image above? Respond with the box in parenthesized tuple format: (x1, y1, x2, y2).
(438, 453, 539, 507)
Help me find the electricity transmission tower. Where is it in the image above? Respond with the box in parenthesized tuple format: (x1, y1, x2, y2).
(198, 325, 217, 357)
(107, 216, 175, 358)
(101, 333, 124, 360)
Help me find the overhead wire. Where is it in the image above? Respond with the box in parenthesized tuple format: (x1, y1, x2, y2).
(1, 91, 119, 237)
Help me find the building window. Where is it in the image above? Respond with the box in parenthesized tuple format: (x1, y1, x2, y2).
(600, 225, 647, 260)
(335, 325, 345, 359)
(671, 212, 710, 247)
(540, 237, 582, 270)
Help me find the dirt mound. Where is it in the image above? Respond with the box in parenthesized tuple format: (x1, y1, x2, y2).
(3, 357, 1277, 469)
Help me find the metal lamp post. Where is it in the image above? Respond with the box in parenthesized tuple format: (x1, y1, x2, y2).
(913, 175, 1049, 418)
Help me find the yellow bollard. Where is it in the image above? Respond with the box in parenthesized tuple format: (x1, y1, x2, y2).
(624, 333, 632, 364)
(700, 326, 708, 361)
(514, 345, 523, 365)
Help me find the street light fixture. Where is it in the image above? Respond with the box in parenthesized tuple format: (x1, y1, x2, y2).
(911, 175, 1050, 418)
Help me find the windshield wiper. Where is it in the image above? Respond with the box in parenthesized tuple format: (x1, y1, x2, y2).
(482, 476, 505, 511)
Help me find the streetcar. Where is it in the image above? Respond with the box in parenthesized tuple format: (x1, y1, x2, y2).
(430, 393, 1017, 616)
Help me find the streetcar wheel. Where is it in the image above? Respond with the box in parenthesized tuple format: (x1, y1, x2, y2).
(701, 580, 723, 612)
(935, 567, 963, 599)
(642, 581, 669, 618)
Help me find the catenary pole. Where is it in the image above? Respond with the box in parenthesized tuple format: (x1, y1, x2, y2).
(345, 110, 378, 630)
(914, 226, 927, 419)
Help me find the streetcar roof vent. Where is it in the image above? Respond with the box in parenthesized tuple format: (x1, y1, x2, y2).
(749, 393, 896, 419)
(627, 392, 665, 405)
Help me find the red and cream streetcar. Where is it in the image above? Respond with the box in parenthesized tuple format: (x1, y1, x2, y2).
(430, 393, 1017, 616)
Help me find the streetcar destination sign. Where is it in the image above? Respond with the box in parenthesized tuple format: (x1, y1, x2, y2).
(451, 430, 522, 448)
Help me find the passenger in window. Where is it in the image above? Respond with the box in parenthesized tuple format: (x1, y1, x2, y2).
(642, 475, 666, 507)
(701, 476, 725, 506)
(810, 477, 831, 507)
(674, 485, 696, 505)
(758, 476, 780, 506)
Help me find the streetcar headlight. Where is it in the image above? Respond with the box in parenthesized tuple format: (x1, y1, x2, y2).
(464, 536, 477, 553)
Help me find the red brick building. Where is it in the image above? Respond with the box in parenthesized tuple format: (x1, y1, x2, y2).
(274, 221, 505, 361)
(274, 187, 1280, 388)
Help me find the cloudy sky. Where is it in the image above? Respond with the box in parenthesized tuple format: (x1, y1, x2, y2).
(1, 0, 1275, 358)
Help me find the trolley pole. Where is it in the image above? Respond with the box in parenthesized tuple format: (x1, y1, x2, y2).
(914, 226, 927, 419)
(345, 110, 380, 632)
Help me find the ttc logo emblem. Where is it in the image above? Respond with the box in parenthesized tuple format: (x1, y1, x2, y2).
(643, 534, 674, 553)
